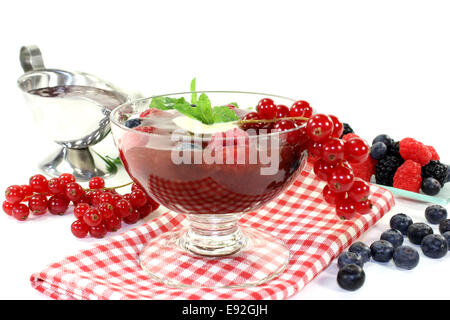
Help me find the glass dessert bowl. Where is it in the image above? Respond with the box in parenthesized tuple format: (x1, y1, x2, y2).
(110, 91, 310, 288)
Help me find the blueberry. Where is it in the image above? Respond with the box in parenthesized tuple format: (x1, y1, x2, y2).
(370, 142, 388, 160)
(372, 134, 393, 148)
(446, 164, 450, 183)
(390, 213, 413, 235)
(442, 231, 450, 250)
(421, 178, 441, 196)
(439, 219, 450, 234)
(393, 246, 420, 270)
(124, 118, 142, 129)
(421, 234, 448, 259)
(175, 142, 203, 151)
(337, 251, 364, 269)
(348, 241, 371, 263)
(380, 229, 404, 248)
(407, 223, 433, 245)
(425, 205, 448, 224)
(370, 240, 394, 262)
(337, 264, 365, 291)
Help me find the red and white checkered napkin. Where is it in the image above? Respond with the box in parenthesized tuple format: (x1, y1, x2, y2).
(30, 164, 395, 300)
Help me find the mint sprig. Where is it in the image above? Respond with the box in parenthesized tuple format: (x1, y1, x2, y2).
(147, 78, 239, 125)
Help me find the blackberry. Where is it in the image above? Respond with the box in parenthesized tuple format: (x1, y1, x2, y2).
(375, 156, 403, 186)
(421, 160, 448, 187)
(386, 141, 402, 159)
(340, 123, 354, 138)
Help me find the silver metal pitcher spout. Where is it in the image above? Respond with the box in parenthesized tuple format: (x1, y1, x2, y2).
(17, 45, 138, 181)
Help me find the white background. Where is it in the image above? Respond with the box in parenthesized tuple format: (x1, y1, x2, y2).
(0, 0, 449, 299)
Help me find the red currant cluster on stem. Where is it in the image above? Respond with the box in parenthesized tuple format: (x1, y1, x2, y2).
(306, 114, 372, 219)
(3, 174, 159, 239)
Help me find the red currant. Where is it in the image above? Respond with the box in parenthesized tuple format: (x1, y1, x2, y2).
(83, 208, 103, 227)
(29, 174, 49, 193)
(137, 203, 153, 219)
(321, 138, 345, 163)
(48, 178, 65, 195)
(275, 105, 290, 118)
(110, 194, 123, 206)
(322, 185, 347, 205)
(239, 112, 264, 131)
(98, 192, 113, 205)
(114, 199, 133, 218)
(130, 190, 147, 208)
(313, 159, 336, 181)
(308, 140, 325, 159)
(5, 185, 25, 204)
(20, 185, 33, 197)
(28, 194, 48, 215)
(344, 138, 370, 163)
(98, 202, 115, 219)
(328, 115, 344, 138)
(290, 100, 313, 118)
(146, 197, 160, 211)
(355, 199, 373, 215)
(272, 120, 299, 145)
(64, 182, 85, 202)
(131, 183, 142, 193)
(58, 173, 76, 186)
(48, 194, 70, 215)
(348, 178, 371, 202)
(336, 199, 357, 220)
(104, 214, 122, 232)
(122, 193, 132, 202)
(87, 190, 103, 207)
(89, 177, 105, 190)
(327, 166, 355, 193)
(306, 114, 334, 142)
(2, 201, 13, 216)
(73, 193, 90, 206)
(71, 220, 89, 238)
(74, 203, 90, 220)
(123, 208, 140, 224)
(89, 223, 107, 238)
(256, 98, 277, 120)
(12, 203, 30, 221)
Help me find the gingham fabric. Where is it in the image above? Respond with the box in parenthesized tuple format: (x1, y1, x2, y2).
(30, 164, 395, 300)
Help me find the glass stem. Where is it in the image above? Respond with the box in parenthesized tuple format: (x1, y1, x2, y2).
(179, 213, 248, 257)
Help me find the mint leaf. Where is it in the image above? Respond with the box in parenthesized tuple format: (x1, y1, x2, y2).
(173, 100, 203, 122)
(190, 78, 197, 106)
(197, 93, 214, 125)
(228, 102, 239, 108)
(212, 106, 239, 123)
(149, 97, 187, 110)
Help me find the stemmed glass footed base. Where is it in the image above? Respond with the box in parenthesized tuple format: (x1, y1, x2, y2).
(139, 213, 290, 288)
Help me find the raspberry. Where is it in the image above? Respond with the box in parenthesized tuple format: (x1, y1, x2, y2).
(139, 108, 162, 118)
(399, 137, 432, 166)
(351, 156, 377, 182)
(393, 160, 422, 192)
(135, 126, 156, 133)
(427, 146, 440, 161)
